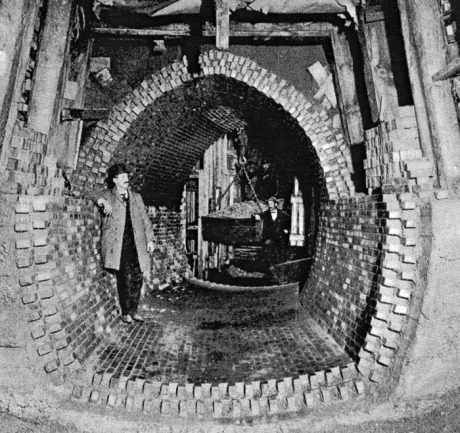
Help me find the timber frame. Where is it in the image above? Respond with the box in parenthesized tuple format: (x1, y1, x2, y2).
(91, 19, 364, 148)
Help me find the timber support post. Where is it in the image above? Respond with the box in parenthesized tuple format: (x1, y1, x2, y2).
(215, 0, 230, 50)
(28, 0, 73, 135)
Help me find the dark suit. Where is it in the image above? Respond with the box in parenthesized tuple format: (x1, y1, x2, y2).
(262, 210, 289, 267)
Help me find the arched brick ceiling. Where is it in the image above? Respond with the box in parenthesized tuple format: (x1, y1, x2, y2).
(104, 75, 326, 207)
(73, 51, 355, 205)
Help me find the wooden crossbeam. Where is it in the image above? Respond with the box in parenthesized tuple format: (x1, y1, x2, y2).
(91, 23, 333, 39)
(92, 27, 190, 37)
(433, 56, 460, 81)
(61, 108, 110, 121)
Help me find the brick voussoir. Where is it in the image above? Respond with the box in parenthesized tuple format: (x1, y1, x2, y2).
(72, 360, 364, 418)
(74, 50, 355, 201)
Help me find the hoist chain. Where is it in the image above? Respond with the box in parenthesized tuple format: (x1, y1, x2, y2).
(240, 163, 264, 213)
(215, 159, 263, 214)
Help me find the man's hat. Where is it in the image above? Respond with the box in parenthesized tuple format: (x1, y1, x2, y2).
(107, 163, 130, 179)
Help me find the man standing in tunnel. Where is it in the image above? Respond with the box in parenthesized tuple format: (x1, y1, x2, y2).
(254, 196, 290, 270)
(97, 163, 155, 324)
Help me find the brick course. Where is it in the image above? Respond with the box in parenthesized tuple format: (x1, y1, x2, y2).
(15, 195, 118, 381)
(301, 195, 385, 359)
(71, 50, 355, 204)
(364, 106, 435, 194)
(301, 192, 419, 385)
(146, 206, 189, 289)
(0, 37, 424, 412)
(2, 123, 64, 195)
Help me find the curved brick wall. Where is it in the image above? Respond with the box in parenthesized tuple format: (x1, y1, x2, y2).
(2, 50, 422, 417)
(15, 194, 119, 384)
(71, 50, 355, 202)
(64, 51, 417, 397)
(301, 192, 418, 386)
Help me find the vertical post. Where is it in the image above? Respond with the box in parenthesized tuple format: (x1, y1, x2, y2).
(298, 200, 305, 242)
(0, 0, 37, 162)
(215, 0, 230, 50)
(28, 0, 73, 135)
(358, 6, 400, 122)
(397, 0, 460, 188)
(396, 0, 434, 169)
(0, 0, 29, 129)
(331, 28, 364, 145)
(290, 178, 305, 247)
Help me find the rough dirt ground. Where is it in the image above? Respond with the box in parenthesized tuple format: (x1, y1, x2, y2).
(1, 388, 459, 433)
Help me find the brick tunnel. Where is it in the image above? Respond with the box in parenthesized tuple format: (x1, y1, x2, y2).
(68, 51, 367, 401)
(2, 0, 460, 430)
(10, 50, 416, 414)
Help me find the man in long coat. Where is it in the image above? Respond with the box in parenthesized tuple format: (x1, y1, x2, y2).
(97, 163, 154, 324)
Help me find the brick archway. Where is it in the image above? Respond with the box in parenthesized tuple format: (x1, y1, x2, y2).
(20, 51, 419, 409)
(73, 50, 355, 202)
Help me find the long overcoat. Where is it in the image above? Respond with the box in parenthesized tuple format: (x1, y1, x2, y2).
(99, 188, 154, 273)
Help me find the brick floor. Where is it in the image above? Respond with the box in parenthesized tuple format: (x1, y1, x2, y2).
(87, 284, 351, 386)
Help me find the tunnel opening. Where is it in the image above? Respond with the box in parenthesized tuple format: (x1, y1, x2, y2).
(27, 44, 421, 417)
(67, 52, 374, 395)
(89, 74, 329, 288)
(1, 0, 459, 424)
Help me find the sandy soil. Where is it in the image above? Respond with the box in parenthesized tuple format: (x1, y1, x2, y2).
(1, 388, 459, 433)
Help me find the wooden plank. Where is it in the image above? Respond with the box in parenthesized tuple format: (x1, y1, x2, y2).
(92, 27, 191, 37)
(0, 0, 38, 157)
(298, 200, 305, 236)
(216, 29, 332, 38)
(71, 39, 93, 110)
(290, 200, 298, 237)
(432, 56, 460, 81)
(28, 0, 73, 134)
(397, 0, 434, 166)
(293, 177, 299, 196)
(359, 9, 399, 122)
(92, 24, 333, 39)
(365, 6, 384, 23)
(61, 108, 110, 121)
(330, 28, 364, 145)
(291, 196, 303, 204)
(216, 0, 230, 50)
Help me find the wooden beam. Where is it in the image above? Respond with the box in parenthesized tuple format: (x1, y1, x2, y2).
(61, 108, 110, 121)
(397, 0, 460, 188)
(91, 22, 334, 39)
(215, 0, 230, 49)
(396, 0, 434, 167)
(357, 7, 399, 123)
(209, 29, 331, 38)
(28, 0, 73, 135)
(92, 27, 191, 37)
(365, 6, 384, 23)
(0, 0, 37, 157)
(433, 56, 460, 81)
(330, 28, 364, 145)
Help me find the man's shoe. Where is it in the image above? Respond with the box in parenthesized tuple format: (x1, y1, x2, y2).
(132, 313, 145, 323)
(122, 314, 133, 324)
